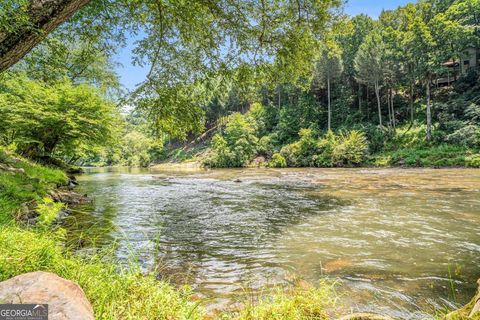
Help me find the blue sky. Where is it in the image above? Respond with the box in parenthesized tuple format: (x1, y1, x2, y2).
(115, 0, 415, 91)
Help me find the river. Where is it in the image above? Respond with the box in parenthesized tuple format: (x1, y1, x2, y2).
(64, 167, 480, 318)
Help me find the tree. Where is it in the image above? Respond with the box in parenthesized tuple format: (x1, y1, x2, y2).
(355, 29, 386, 127)
(338, 14, 374, 113)
(408, 6, 439, 141)
(16, 36, 120, 92)
(1, 0, 342, 138)
(206, 112, 258, 167)
(0, 72, 119, 162)
(314, 44, 344, 131)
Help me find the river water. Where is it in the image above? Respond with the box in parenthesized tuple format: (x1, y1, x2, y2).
(65, 167, 480, 318)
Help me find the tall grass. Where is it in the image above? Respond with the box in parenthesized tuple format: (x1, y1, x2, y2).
(0, 226, 204, 319)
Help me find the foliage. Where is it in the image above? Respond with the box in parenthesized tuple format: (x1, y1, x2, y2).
(268, 153, 287, 168)
(332, 130, 369, 166)
(280, 129, 369, 168)
(36, 197, 64, 226)
(205, 113, 258, 168)
(0, 73, 119, 163)
(257, 135, 275, 158)
(16, 36, 120, 94)
(280, 129, 318, 167)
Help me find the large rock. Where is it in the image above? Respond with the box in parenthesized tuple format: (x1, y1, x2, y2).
(0, 272, 94, 320)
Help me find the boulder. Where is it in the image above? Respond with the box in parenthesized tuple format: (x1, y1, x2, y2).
(0, 271, 94, 320)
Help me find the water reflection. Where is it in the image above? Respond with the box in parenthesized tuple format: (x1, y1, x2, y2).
(63, 168, 480, 318)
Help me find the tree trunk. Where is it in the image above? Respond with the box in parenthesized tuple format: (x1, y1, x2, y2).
(358, 83, 362, 112)
(375, 80, 382, 127)
(366, 86, 370, 121)
(391, 89, 396, 132)
(327, 75, 331, 131)
(410, 82, 415, 123)
(277, 85, 281, 108)
(387, 88, 392, 129)
(426, 78, 432, 141)
(0, 0, 92, 73)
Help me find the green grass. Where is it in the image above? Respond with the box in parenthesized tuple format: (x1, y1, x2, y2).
(0, 147, 68, 224)
(372, 144, 477, 167)
(0, 226, 204, 320)
(221, 282, 336, 320)
(370, 125, 480, 167)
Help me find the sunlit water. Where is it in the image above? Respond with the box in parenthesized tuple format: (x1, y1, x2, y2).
(65, 168, 480, 318)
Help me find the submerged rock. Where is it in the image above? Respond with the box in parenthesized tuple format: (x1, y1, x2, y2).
(0, 271, 94, 320)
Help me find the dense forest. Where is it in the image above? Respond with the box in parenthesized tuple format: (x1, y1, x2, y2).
(0, 0, 479, 169)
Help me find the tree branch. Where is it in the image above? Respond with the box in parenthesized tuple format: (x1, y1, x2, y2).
(0, 0, 92, 73)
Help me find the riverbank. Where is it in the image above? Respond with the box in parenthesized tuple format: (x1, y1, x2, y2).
(1, 148, 479, 319)
(154, 125, 480, 169)
(0, 149, 368, 319)
(0, 148, 205, 318)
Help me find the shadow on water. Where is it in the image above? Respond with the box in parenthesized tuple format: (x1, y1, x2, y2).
(63, 167, 480, 318)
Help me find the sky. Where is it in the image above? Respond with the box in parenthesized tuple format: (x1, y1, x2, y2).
(115, 0, 415, 92)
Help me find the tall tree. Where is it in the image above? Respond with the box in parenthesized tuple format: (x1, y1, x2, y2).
(338, 14, 374, 113)
(314, 44, 344, 131)
(354, 29, 386, 127)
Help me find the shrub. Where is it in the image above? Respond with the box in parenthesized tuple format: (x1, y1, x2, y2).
(332, 130, 369, 166)
(257, 135, 275, 158)
(314, 131, 337, 167)
(280, 143, 301, 167)
(268, 153, 287, 168)
(466, 154, 480, 168)
(205, 113, 258, 167)
(246, 102, 267, 136)
(445, 125, 480, 148)
(280, 129, 318, 167)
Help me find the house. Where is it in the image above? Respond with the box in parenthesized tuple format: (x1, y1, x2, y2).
(437, 45, 479, 86)
(460, 45, 479, 74)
